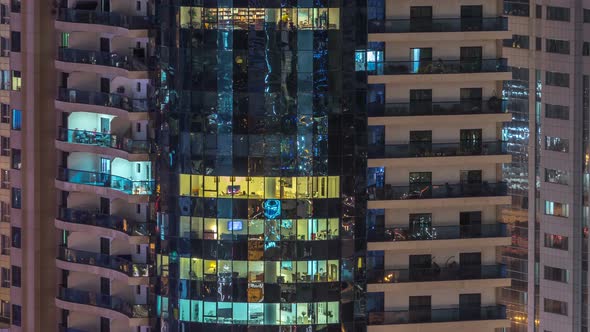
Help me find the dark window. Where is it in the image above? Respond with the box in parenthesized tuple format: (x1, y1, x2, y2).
(9, 31, 19, 53)
(544, 233, 568, 250)
(1, 169, 9, 189)
(544, 298, 568, 315)
(585, 9, 590, 23)
(10, 265, 19, 287)
(546, 39, 570, 54)
(0, 267, 8, 288)
(584, 42, 590, 56)
(536, 5, 542, 18)
(544, 266, 569, 283)
(545, 136, 569, 152)
(0, 37, 8, 57)
(0, 136, 8, 156)
(0, 235, 8, 255)
(503, 35, 529, 49)
(546, 6, 570, 21)
(546, 71, 569, 87)
(0, 104, 8, 123)
(11, 187, 20, 209)
(11, 149, 20, 169)
(136, 0, 141, 10)
(545, 168, 568, 185)
(11, 226, 19, 248)
(11, 304, 20, 326)
(536, 37, 542, 51)
(545, 104, 569, 119)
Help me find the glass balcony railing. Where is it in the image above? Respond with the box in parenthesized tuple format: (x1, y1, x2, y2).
(367, 99, 507, 117)
(369, 17, 508, 33)
(58, 246, 153, 277)
(367, 265, 507, 283)
(58, 325, 87, 332)
(57, 9, 153, 29)
(368, 58, 508, 76)
(58, 207, 154, 237)
(57, 286, 152, 318)
(367, 182, 508, 200)
(367, 223, 508, 242)
(57, 127, 151, 154)
(57, 167, 154, 195)
(368, 305, 506, 325)
(57, 48, 153, 71)
(57, 88, 151, 112)
(368, 141, 507, 158)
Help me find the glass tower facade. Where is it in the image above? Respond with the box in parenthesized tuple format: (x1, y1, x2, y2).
(154, 1, 367, 330)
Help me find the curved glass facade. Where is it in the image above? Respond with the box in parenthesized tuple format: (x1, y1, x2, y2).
(154, 0, 367, 330)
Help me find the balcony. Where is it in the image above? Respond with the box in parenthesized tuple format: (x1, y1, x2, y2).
(56, 286, 151, 325)
(56, 48, 152, 78)
(56, 88, 151, 119)
(367, 182, 510, 209)
(367, 265, 506, 284)
(57, 246, 153, 280)
(369, 141, 507, 159)
(59, 325, 87, 332)
(368, 223, 507, 242)
(56, 167, 154, 201)
(57, 9, 153, 30)
(56, 207, 153, 242)
(369, 17, 508, 34)
(57, 127, 150, 160)
(368, 99, 507, 118)
(368, 305, 507, 327)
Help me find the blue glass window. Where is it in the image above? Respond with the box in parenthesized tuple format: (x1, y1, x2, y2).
(11, 109, 20, 130)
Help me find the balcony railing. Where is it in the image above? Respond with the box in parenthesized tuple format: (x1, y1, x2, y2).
(369, 17, 508, 34)
(57, 286, 151, 318)
(57, 88, 151, 112)
(367, 223, 507, 242)
(368, 58, 508, 75)
(367, 265, 506, 283)
(58, 325, 87, 332)
(57, 167, 154, 195)
(58, 207, 153, 237)
(368, 305, 506, 325)
(58, 246, 153, 277)
(368, 141, 507, 159)
(57, 9, 153, 29)
(57, 127, 151, 154)
(367, 99, 507, 117)
(367, 182, 508, 200)
(57, 48, 152, 71)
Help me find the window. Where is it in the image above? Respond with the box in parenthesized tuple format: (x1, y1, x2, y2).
(0, 235, 8, 255)
(10, 227, 19, 248)
(11, 71, 20, 91)
(544, 298, 567, 315)
(10, 265, 19, 287)
(1, 201, 9, 223)
(546, 39, 570, 54)
(11, 304, 20, 326)
(545, 201, 569, 217)
(545, 169, 568, 185)
(503, 35, 529, 49)
(0, 104, 8, 124)
(0, 301, 8, 321)
(0, 268, 8, 288)
(9, 31, 19, 53)
(10, 109, 20, 130)
(136, 0, 141, 10)
(0, 71, 8, 90)
(585, 9, 590, 23)
(544, 266, 569, 283)
(546, 71, 569, 87)
(545, 104, 569, 120)
(10, 0, 19, 13)
(1, 169, 9, 189)
(544, 233, 568, 250)
(546, 6, 570, 21)
(585, 42, 590, 56)
(536, 5, 542, 18)
(0, 137, 8, 156)
(11, 149, 20, 169)
(536, 37, 542, 51)
(545, 136, 569, 152)
(60, 32, 69, 48)
(10, 188, 20, 209)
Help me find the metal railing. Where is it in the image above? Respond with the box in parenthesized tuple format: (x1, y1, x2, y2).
(57, 48, 152, 71)
(58, 207, 153, 237)
(367, 99, 507, 117)
(367, 265, 507, 283)
(368, 141, 508, 158)
(57, 167, 154, 195)
(57, 286, 151, 318)
(57, 127, 151, 154)
(369, 17, 508, 33)
(368, 305, 506, 325)
(57, 9, 153, 29)
(57, 88, 151, 112)
(367, 182, 508, 200)
(368, 58, 509, 75)
(57, 246, 153, 277)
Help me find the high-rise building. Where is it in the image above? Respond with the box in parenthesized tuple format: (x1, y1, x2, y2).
(364, 1, 514, 331)
(502, 1, 590, 331)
